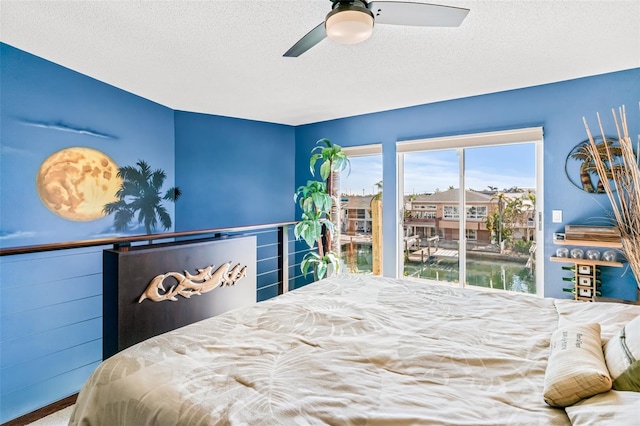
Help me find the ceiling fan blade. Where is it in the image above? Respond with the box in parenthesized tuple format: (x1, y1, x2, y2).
(283, 22, 327, 57)
(368, 1, 469, 27)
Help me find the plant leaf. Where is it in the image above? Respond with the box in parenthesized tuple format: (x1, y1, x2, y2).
(301, 251, 321, 277)
(316, 262, 328, 280)
(309, 153, 321, 176)
(320, 161, 331, 181)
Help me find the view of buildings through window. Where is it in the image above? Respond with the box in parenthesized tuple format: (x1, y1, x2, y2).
(339, 143, 537, 294)
(339, 154, 383, 275)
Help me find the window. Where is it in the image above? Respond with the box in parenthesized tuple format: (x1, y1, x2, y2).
(417, 204, 436, 210)
(466, 205, 487, 220)
(443, 205, 459, 219)
(398, 127, 543, 296)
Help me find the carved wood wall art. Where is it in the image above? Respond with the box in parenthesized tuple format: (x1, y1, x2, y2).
(138, 261, 248, 303)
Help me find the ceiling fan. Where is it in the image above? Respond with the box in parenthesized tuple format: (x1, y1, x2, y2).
(283, 0, 470, 57)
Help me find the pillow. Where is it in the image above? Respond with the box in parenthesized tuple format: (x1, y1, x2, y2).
(543, 322, 612, 407)
(603, 314, 640, 391)
(565, 390, 640, 425)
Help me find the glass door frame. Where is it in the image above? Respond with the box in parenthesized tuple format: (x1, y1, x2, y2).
(396, 127, 545, 297)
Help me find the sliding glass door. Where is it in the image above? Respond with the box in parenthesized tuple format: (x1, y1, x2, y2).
(399, 129, 543, 295)
(463, 144, 537, 293)
(403, 149, 460, 284)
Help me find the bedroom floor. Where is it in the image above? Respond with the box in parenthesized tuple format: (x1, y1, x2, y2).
(26, 406, 73, 426)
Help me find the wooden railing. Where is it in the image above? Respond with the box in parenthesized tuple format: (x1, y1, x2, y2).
(0, 221, 296, 255)
(0, 221, 310, 295)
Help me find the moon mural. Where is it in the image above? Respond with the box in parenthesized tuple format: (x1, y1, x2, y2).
(36, 147, 122, 221)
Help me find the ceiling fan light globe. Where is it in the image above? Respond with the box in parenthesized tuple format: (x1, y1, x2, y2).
(325, 9, 374, 45)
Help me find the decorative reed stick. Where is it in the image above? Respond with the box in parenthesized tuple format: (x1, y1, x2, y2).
(583, 104, 640, 291)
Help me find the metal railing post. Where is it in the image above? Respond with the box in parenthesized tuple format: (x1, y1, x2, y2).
(278, 225, 289, 294)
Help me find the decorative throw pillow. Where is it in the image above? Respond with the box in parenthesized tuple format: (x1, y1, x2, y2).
(543, 323, 612, 407)
(565, 390, 640, 425)
(603, 314, 640, 391)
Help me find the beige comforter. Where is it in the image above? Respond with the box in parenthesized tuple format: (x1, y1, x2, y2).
(71, 274, 639, 425)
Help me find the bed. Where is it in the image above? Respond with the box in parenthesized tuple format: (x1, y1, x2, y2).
(70, 274, 640, 425)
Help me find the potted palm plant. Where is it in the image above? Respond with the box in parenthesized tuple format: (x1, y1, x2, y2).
(294, 138, 349, 280)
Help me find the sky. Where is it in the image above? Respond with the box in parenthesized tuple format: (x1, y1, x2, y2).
(340, 143, 536, 196)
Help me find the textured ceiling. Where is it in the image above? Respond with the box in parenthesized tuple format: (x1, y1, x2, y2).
(1, 0, 639, 125)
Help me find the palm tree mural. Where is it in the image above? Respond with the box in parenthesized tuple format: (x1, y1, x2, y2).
(568, 138, 622, 193)
(103, 160, 181, 235)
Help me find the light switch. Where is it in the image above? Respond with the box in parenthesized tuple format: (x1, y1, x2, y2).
(552, 210, 562, 223)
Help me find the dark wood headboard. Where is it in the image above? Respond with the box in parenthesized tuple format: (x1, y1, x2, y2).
(103, 236, 256, 359)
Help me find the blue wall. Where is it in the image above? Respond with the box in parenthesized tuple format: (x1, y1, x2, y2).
(173, 111, 296, 301)
(0, 43, 176, 247)
(295, 68, 640, 300)
(174, 111, 295, 229)
(0, 247, 106, 423)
